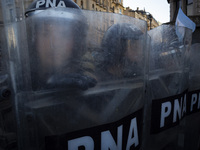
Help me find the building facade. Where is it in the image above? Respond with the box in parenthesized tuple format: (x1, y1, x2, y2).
(73, 0, 124, 14)
(168, 0, 200, 21)
(0, 0, 159, 30)
(74, 0, 159, 30)
(124, 7, 159, 30)
(167, 0, 200, 43)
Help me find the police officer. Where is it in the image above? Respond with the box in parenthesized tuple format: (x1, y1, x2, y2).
(96, 23, 144, 81)
(25, 0, 97, 91)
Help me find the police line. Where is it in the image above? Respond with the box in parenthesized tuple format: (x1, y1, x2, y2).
(44, 89, 200, 149)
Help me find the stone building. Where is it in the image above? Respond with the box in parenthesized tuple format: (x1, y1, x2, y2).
(73, 0, 124, 14)
(167, 0, 200, 43)
(72, 0, 125, 48)
(124, 7, 159, 30)
(74, 0, 159, 30)
(0, 0, 159, 30)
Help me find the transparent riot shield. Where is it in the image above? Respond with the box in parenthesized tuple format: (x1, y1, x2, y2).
(2, 4, 148, 150)
(143, 25, 192, 150)
(0, 2, 16, 150)
(183, 43, 200, 150)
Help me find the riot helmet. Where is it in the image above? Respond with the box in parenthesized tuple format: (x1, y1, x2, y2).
(97, 23, 144, 80)
(25, 0, 80, 17)
(25, 0, 95, 90)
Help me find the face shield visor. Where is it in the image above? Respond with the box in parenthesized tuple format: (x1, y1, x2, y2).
(97, 23, 144, 79)
(26, 8, 87, 90)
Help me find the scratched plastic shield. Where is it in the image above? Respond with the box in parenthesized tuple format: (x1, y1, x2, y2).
(0, 2, 18, 150)
(183, 43, 200, 150)
(3, 5, 148, 150)
(143, 25, 192, 150)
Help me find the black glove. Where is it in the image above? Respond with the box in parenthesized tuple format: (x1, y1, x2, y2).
(47, 73, 97, 90)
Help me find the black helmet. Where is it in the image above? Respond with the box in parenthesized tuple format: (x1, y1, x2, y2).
(99, 23, 144, 69)
(95, 23, 144, 79)
(25, 0, 87, 63)
(25, 0, 88, 90)
(25, 0, 80, 17)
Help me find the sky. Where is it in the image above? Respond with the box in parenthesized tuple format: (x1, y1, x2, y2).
(123, 0, 170, 23)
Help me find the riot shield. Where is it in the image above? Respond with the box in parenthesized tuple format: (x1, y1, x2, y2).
(144, 25, 192, 150)
(2, 3, 148, 150)
(183, 43, 200, 150)
(0, 3, 16, 150)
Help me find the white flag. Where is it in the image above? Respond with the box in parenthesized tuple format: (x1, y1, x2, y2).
(175, 8, 196, 41)
(175, 8, 196, 32)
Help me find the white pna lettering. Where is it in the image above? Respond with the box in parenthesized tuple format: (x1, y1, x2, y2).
(160, 93, 187, 128)
(160, 101, 171, 128)
(36, 0, 66, 8)
(190, 92, 200, 111)
(68, 136, 94, 150)
(67, 117, 139, 150)
(36, 0, 45, 8)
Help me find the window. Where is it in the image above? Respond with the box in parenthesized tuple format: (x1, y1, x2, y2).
(119, 8, 122, 14)
(187, 0, 193, 5)
(81, 0, 83, 9)
(9, 9, 14, 21)
(92, 4, 94, 9)
(119, 0, 121, 3)
(187, 0, 193, 15)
